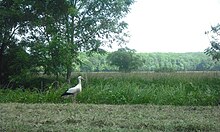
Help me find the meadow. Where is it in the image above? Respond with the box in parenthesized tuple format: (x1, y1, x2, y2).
(0, 72, 220, 106)
(1, 72, 220, 131)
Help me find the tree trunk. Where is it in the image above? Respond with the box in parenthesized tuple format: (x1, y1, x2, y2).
(66, 6, 76, 84)
(66, 66, 72, 84)
(0, 43, 6, 84)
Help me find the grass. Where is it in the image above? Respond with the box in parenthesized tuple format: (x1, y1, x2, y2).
(0, 103, 219, 131)
(0, 72, 220, 105)
(78, 72, 220, 105)
(1, 72, 219, 131)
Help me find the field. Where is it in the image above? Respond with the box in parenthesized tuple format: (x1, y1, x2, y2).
(1, 103, 220, 131)
(1, 72, 220, 105)
(0, 72, 220, 131)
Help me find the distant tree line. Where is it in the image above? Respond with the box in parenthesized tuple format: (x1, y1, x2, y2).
(79, 52, 220, 72)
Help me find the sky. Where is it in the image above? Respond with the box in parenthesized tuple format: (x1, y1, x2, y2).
(105, 0, 220, 53)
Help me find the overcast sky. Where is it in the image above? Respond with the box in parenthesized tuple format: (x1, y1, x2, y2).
(106, 0, 220, 53)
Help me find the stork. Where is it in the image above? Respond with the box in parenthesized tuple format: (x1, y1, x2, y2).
(61, 76, 84, 102)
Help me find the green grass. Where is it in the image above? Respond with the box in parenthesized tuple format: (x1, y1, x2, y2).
(78, 72, 220, 105)
(0, 103, 219, 131)
(0, 72, 220, 105)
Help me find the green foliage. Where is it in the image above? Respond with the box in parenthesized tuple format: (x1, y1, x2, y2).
(79, 52, 117, 72)
(4, 45, 32, 83)
(1, 72, 220, 106)
(77, 72, 220, 106)
(80, 52, 220, 72)
(205, 24, 220, 61)
(0, 0, 70, 84)
(107, 47, 143, 72)
(0, 0, 134, 85)
(0, 83, 71, 103)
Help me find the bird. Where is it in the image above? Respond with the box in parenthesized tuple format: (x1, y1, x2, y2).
(61, 76, 84, 102)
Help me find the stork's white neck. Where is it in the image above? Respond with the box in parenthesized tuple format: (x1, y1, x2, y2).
(78, 78, 82, 84)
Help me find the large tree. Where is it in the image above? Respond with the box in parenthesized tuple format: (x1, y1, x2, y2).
(29, 0, 134, 82)
(0, 0, 69, 84)
(0, 0, 134, 85)
(62, 0, 134, 82)
(0, 0, 35, 84)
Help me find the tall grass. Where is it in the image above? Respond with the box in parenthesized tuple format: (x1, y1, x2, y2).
(0, 83, 72, 103)
(78, 72, 220, 105)
(0, 72, 220, 105)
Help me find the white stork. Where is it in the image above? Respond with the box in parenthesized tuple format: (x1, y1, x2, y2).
(61, 76, 84, 102)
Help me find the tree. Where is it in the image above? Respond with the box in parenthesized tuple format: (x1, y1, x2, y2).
(205, 24, 220, 61)
(0, 0, 36, 84)
(61, 0, 134, 82)
(28, 0, 134, 82)
(0, 0, 69, 84)
(107, 47, 143, 72)
(196, 61, 210, 71)
(0, 0, 134, 85)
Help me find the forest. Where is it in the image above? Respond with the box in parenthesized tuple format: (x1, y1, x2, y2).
(79, 52, 220, 72)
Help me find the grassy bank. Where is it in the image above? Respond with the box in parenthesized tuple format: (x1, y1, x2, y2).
(0, 72, 220, 105)
(0, 103, 219, 131)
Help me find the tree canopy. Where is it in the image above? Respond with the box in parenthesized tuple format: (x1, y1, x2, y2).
(79, 52, 220, 72)
(0, 0, 134, 85)
(107, 47, 143, 72)
(205, 24, 220, 61)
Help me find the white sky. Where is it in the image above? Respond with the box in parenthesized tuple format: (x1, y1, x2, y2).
(106, 0, 220, 53)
